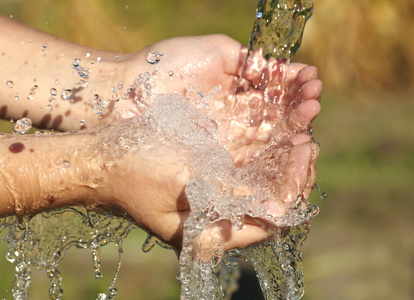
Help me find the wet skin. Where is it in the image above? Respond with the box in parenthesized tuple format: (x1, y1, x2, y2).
(0, 16, 322, 255)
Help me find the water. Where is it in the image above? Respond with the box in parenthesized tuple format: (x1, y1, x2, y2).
(248, 0, 313, 61)
(0, 0, 316, 299)
(13, 118, 33, 134)
(0, 208, 135, 300)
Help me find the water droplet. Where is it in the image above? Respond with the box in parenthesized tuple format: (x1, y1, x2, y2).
(42, 44, 47, 51)
(125, 5, 129, 9)
(79, 120, 85, 127)
(97, 293, 107, 300)
(321, 192, 328, 199)
(94, 270, 103, 279)
(14, 94, 19, 101)
(55, 79, 60, 85)
(50, 88, 57, 96)
(46, 104, 53, 112)
(256, 11, 263, 18)
(314, 183, 321, 191)
(72, 58, 81, 68)
(108, 286, 118, 297)
(13, 117, 32, 134)
(93, 104, 103, 115)
(117, 81, 123, 90)
(33, 85, 39, 90)
(61, 160, 71, 168)
(5, 80, 13, 88)
(146, 51, 163, 64)
(168, 70, 174, 76)
(27, 92, 34, 100)
(126, 86, 134, 94)
(96, 57, 101, 64)
(62, 89, 72, 100)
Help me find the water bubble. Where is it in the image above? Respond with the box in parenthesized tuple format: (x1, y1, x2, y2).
(94, 270, 103, 279)
(72, 58, 81, 68)
(321, 192, 328, 199)
(61, 160, 71, 168)
(126, 86, 134, 94)
(62, 89, 72, 100)
(50, 88, 57, 96)
(93, 104, 103, 115)
(97, 293, 107, 300)
(13, 117, 32, 134)
(5, 80, 13, 88)
(108, 287, 118, 297)
(27, 92, 35, 100)
(146, 51, 163, 64)
(77, 68, 89, 79)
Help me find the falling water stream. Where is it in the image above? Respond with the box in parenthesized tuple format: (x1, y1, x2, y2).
(0, 0, 316, 299)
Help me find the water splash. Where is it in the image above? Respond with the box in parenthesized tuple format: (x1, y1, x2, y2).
(0, 1, 316, 299)
(0, 207, 135, 300)
(145, 51, 163, 64)
(6, 80, 14, 88)
(249, 0, 313, 61)
(13, 118, 33, 134)
(61, 89, 72, 100)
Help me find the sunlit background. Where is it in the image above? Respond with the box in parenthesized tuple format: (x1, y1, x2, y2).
(0, 0, 412, 299)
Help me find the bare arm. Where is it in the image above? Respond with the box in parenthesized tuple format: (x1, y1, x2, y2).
(0, 15, 128, 130)
(0, 129, 112, 216)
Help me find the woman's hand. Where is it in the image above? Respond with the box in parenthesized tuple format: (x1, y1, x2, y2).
(97, 59, 322, 253)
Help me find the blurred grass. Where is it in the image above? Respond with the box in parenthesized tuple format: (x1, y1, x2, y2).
(0, 0, 413, 299)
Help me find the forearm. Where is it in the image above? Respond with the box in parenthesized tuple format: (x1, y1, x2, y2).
(0, 131, 107, 217)
(0, 16, 130, 130)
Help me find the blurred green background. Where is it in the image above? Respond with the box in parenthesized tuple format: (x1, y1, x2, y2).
(0, 0, 413, 299)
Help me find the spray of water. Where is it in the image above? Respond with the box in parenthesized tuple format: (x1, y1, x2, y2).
(0, 1, 316, 299)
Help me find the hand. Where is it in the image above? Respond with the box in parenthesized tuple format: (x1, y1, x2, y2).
(97, 58, 321, 254)
(99, 34, 247, 123)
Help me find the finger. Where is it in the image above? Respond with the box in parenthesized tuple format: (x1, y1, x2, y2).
(297, 79, 323, 103)
(275, 143, 312, 205)
(296, 65, 318, 84)
(285, 66, 318, 103)
(286, 99, 321, 132)
(223, 220, 272, 251)
(286, 63, 308, 84)
(193, 220, 229, 264)
(303, 141, 320, 199)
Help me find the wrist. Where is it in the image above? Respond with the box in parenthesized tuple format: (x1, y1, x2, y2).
(0, 131, 109, 217)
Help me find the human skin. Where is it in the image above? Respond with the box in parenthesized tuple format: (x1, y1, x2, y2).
(0, 16, 322, 253)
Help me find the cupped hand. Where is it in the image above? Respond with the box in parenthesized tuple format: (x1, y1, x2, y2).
(96, 35, 322, 255)
(102, 34, 247, 121)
